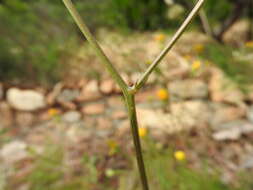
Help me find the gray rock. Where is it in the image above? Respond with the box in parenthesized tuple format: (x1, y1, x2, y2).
(57, 89, 79, 103)
(62, 111, 81, 123)
(0, 141, 28, 164)
(168, 79, 208, 100)
(213, 120, 253, 141)
(210, 103, 246, 129)
(137, 100, 211, 135)
(7, 88, 45, 111)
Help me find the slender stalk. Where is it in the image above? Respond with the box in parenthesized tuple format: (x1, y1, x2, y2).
(125, 93, 149, 190)
(62, 0, 128, 95)
(134, 0, 205, 91)
(199, 9, 213, 36)
(62, 0, 204, 189)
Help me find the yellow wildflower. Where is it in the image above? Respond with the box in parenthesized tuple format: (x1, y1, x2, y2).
(48, 108, 59, 117)
(107, 140, 118, 156)
(174, 150, 186, 161)
(138, 127, 148, 138)
(245, 41, 253, 48)
(157, 88, 169, 101)
(191, 60, 202, 71)
(193, 44, 204, 53)
(154, 33, 166, 42)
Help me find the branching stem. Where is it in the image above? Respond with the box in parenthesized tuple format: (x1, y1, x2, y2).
(62, 0, 205, 189)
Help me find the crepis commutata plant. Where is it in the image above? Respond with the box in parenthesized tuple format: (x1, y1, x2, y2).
(62, 0, 205, 189)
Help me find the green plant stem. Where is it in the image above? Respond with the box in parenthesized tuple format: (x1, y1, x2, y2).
(62, 0, 128, 95)
(134, 0, 205, 91)
(199, 9, 213, 36)
(62, 0, 204, 189)
(125, 92, 149, 190)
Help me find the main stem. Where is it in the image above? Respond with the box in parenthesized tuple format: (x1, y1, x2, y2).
(125, 92, 149, 190)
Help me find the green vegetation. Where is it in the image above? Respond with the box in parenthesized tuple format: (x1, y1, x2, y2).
(201, 42, 253, 87)
(6, 137, 252, 190)
(0, 0, 249, 84)
(108, 0, 168, 30)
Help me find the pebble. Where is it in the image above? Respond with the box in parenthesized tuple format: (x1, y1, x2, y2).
(100, 79, 115, 94)
(62, 111, 82, 123)
(169, 79, 208, 100)
(0, 141, 28, 164)
(82, 103, 105, 115)
(7, 88, 45, 111)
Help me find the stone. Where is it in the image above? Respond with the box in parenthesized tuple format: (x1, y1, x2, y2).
(100, 79, 115, 94)
(210, 103, 246, 128)
(0, 141, 28, 164)
(57, 89, 79, 103)
(112, 110, 127, 120)
(62, 111, 82, 123)
(15, 112, 35, 127)
(223, 20, 251, 45)
(77, 80, 101, 101)
(66, 127, 92, 143)
(82, 103, 105, 115)
(97, 117, 112, 130)
(213, 120, 253, 141)
(59, 101, 76, 110)
(209, 68, 245, 104)
(0, 101, 13, 127)
(7, 88, 46, 111)
(168, 79, 208, 100)
(136, 100, 211, 135)
(107, 97, 124, 109)
(170, 100, 211, 127)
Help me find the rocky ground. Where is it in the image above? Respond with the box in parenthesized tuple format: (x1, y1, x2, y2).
(0, 27, 253, 189)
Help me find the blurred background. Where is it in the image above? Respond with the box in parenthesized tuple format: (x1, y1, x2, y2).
(0, 0, 253, 189)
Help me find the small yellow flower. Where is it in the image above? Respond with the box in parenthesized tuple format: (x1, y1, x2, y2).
(191, 60, 202, 71)
(107, 140, 118, 156)
(154, 33, 166, 42)
(138, 127, 148, 138)
(245, 41, 253, 48)
(157, 88, 169, 101)
(193, 44, 204, 53)
(174, 150, 186, 161)
(48, 108, 59, 117)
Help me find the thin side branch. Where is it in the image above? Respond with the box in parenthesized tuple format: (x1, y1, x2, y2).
(134, 0, 205, 91)
(62, 0, 128, 95)
(199, 9, 213, 36)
